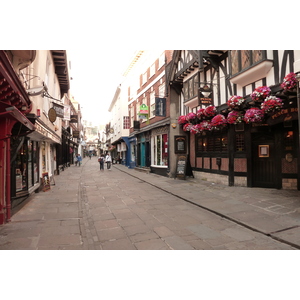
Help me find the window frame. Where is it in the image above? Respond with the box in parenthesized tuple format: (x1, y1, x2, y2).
(229, 50, 267, 77)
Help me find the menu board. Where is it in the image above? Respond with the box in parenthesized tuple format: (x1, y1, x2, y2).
(42, 172, 51, 192)
(176, 154, 187, 179)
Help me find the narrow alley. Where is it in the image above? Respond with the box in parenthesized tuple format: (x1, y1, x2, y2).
(1, 157, 300, 250)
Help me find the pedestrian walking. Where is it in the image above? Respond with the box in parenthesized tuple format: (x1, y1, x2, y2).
(105, 153, 112, 170)
(75, 154, 78, 166)
(77, 154, 82, 166)
(98, 155, 105, 171)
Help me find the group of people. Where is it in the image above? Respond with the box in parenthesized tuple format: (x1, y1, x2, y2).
(98, 153, 112, 171)
(74, 152, 112, 171)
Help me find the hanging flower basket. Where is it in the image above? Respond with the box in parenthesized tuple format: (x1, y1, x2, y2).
(227, 110, 244, 124)
(190, 124, 201, 134)
(227, 95, 245, 109)
(204, 105, 217, 118)
(183, 123, 193, 131)
(211, 114, 227, 128)
(281, 72, 297, 91)
(199, 120, 212, 131)
(186, 112, 197, 122)
(244, 108, 264, 123)
(251, 86, 271, 102)
(178, 115, 188, 125)
(196, 108, 205, 120)
(261, 96, 283, 114)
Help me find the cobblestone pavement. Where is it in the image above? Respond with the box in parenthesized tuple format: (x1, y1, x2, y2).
(0, 157, 300, 250)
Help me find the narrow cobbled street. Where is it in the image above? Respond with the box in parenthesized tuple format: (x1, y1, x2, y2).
(1, 156, 300, 250)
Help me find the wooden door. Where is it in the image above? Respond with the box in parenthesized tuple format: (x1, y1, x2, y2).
(252, 132, 278, 188)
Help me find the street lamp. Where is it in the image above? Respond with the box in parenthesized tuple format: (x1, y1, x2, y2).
(296, 72, 300, 190)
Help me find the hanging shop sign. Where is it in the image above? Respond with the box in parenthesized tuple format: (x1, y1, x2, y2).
(52, 102, 64, 118)
(48, 108, 57, 123)
(64, 105, 71, 121)
(73, 130, 80, 138)
(139, 104, 148, 114)
(70, 115, 78, 123)
(155, 97, 166, 117)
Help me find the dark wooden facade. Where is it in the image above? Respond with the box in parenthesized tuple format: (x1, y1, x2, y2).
(167, 50, 300, 190)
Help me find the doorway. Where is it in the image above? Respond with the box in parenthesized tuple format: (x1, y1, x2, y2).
(251, 132, 278, 188)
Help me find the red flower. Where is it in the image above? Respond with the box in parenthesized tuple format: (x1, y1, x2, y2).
(204, 105, 217, 118)
(281, 72, 297, 91)
(211, 114, 227, 127)
(227, 110, 243, 124)
(261, 96, 283, 113)
(178, 115, 187, 124)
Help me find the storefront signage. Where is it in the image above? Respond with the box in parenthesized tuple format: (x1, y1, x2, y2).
(176, 154, 187, 179)
(70, 115, 78, 123)
(267, 107, 298, 125)
(52, 102, 64, 118)
(73, 131, 80, 138)
(48, 108, 57, 123)
(139, 104, 148, 114)
(175, 136, 186, 154)
(199, 97, 212, 105)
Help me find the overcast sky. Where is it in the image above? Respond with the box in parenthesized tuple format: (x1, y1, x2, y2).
(68, 48, 136, 125)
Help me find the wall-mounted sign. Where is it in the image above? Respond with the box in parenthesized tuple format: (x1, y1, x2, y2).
(267, 107, 298, 126)
(48, 108, 57, 123)
(52, 102, 64, 118)
(139, 104, 148, 114)
(174, 135, 186, 154)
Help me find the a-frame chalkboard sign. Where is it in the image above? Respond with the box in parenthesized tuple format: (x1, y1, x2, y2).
(176, 154, 194, 180)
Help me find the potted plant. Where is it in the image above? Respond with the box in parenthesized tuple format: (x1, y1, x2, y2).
(227, 110, 244, 124)
(227, 95, 245, 109)
(244, 107, 264, 123)
(261, 96, 283, 113)
(251, 86, 271, 102)
(281, 72, 297, 91)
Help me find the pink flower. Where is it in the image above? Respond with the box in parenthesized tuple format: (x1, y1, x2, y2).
(211, 114, 227, 127)
(227, 110, 243, 124)
(186, 112, 197, 121)
(244, 108, 264, 123)
(281, 72, 297, 91)
(178, 115, 187, 124)
(227, 95, 245, 108)
(261, 96, 283, 113)
(251, 86, 271, 102)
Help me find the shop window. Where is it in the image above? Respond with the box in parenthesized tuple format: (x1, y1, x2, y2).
(153, 134, 168, 166)
(236, 133, 245, 152)
(196, 132, 227, 154)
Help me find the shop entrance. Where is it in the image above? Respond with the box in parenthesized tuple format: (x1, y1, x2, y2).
(251, 132, 278, 188)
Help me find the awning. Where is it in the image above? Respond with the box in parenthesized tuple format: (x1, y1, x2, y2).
(0, 103, 35, 132)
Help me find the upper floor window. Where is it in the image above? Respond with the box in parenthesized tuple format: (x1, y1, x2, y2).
(231, 50, 264, 75)
(150, 63, 155, 78)
(183, 74, 198, 101)
(158, 52, 165, 69)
